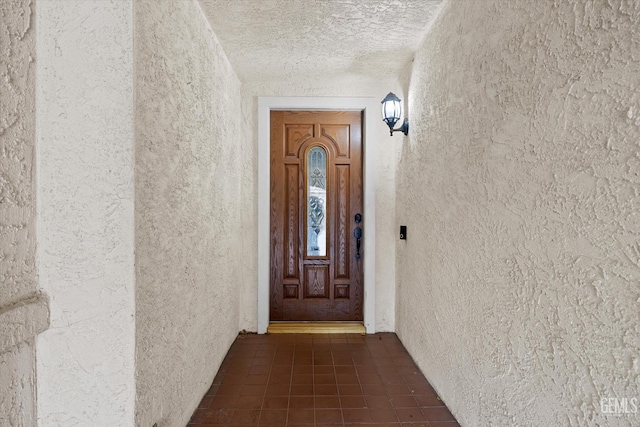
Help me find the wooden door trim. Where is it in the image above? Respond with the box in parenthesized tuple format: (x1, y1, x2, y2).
(257, 97, 378, 334)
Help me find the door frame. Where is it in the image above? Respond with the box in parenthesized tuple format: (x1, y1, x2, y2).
(258, 97, 377, 334)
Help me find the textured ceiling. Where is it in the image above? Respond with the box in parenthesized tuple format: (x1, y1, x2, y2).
(198, 0, 446, 82)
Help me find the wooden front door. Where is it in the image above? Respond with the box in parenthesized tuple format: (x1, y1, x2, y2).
(270, 111, 363, 321)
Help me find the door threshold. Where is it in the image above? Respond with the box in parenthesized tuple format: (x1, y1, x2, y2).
(267, 322, 365, 334)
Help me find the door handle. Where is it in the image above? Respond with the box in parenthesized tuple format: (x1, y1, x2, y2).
(354, 227, 362, 259)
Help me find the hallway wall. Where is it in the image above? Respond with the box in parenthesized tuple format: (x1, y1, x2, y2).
(396, 0, 640, 426)
(134, 1, 246, 425)
(0, 1, 49, 425)
(36, 0, 136, 425)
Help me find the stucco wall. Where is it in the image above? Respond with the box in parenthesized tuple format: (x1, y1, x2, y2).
(134, 1, 245, 425)
(0, 0, 49, 425)
(36, 0, 136, 425)
(396, 0, 640, 426)
(0, 0, 35, 308)
(241, 77, 402, 333)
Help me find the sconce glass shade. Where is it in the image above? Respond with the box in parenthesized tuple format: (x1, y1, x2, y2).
(381, 92, 402, 129)
(381, 92, 408, 136)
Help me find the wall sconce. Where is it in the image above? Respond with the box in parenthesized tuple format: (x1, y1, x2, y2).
(381, 92, 409, 136)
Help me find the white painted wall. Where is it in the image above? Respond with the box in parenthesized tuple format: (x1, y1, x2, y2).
(36, 1, 136, 425)
(134, 1, 246, 425)
(241, 78, 403, 333)
(396, 1, 640, 426)
(0, 1, 49, 424)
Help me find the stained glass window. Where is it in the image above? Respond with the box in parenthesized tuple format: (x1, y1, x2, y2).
(307, 147, 327, 256)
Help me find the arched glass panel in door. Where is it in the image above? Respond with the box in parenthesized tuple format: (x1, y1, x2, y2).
(307, 147, 327, 257)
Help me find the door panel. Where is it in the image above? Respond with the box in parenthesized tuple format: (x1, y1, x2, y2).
(335, 164, 350, 278)
(270, 111, 363, 321)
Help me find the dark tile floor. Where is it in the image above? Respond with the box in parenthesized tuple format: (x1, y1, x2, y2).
(189, 333, 460, 427)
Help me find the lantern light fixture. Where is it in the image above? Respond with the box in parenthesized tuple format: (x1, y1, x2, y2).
(381, 92, 409, 136)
